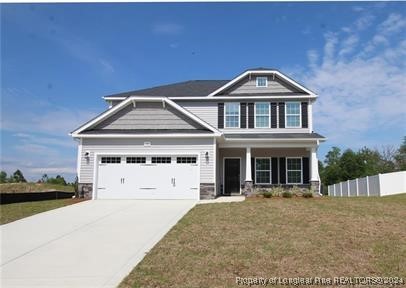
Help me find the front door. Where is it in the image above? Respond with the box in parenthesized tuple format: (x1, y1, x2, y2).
(224, 158, 240, 195)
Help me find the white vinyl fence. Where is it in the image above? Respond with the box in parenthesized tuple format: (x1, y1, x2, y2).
(328, 171, 406, 197)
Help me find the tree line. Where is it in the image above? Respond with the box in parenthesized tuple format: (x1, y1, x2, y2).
(319, 137, 406, 187)
(0, 170, 70, 186)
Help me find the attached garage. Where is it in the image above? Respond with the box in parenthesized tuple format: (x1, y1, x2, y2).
(95, 155, 200, 200)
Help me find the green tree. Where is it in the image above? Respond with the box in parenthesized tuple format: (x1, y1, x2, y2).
(394, 136, 406, 170)
(41, 174, 49, 183)
(339, 149, 365, 180)
(47, 175, 67, 186)
(12, 170, 26, 183)
(0, 171, 7, 183)
(322, 147, 343, 185)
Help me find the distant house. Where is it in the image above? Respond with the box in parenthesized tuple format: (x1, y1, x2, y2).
(71, 68, 325, 200)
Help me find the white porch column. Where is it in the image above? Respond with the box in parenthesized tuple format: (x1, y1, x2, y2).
(245, 146, 252, 181)
(310, 147, 319, 181)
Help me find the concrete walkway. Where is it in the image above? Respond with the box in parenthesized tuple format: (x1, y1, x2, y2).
(1, 200, 196, 288)
(198, 196, 245, 204)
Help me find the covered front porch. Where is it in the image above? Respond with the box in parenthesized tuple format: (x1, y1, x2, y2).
(216, 135, 322, 196)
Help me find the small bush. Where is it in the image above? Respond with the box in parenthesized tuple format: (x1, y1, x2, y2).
(290, 186, 302, 196)
(303, 191, 313, 198)
(282, 191, 293, 198)
(271, 186, 285, 197)
(263, 191, 273, 198)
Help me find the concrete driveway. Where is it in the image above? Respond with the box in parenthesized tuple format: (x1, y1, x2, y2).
(1, 200, 196, 288)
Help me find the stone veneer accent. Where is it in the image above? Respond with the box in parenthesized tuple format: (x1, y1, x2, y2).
(243, 181, 253, 196)
(78, 183, 93, 199)
(200, 183, 215, 200)
(310, 181, 320, 194)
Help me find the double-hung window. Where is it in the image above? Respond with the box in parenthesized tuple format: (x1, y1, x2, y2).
(287, 158, 302, 184)
(286, 102, 301, 128)
(224, 103, 240, 128)
(255, 102, 270, 128)
(255, 158, 271, 184)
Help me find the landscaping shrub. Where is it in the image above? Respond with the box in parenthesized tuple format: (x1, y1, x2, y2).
(282, 191, 293, 198)
(271, 186, 285, 197)
(263, 191, 273, 198)
(303, 191, 313, 198)
(290, 186, 303, 196)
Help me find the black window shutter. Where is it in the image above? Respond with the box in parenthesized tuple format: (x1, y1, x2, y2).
(271, 102, 277, 128)
(240, 103, 247, 128)
(302, 157, 310, 184)
(278, 102, 285, 128)
(218, 103, 224, 129)
(301, 102, 308, 128)
(248, 103, 254, 128)
(279, 157, 286, 184)
(251, 157, 255, 184)
(271, 158, 278, 184)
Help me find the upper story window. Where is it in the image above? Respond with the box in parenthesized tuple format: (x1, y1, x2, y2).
(256, 76, 268, 87)
(286, 102, 301, 128)
(224, 102, 240, 128)
(255, 102, 270, 128)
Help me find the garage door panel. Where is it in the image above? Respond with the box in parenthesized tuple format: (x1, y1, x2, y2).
(96, 155, 199, 200)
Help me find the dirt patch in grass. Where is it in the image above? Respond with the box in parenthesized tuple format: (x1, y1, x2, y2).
(0, 198, 85, 225)
(120, 195, 406, 288)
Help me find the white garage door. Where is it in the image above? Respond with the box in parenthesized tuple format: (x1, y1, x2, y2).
(96, 155, 199, 200)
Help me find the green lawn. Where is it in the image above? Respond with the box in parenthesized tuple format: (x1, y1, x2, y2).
(120, 195, 406, 288)
(0, 199, 84, 225)
(0, 182, 74, 193)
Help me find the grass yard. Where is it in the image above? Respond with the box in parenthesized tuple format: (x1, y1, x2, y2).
(0, 182, 74, 193)
(120, 195, 406, 288)
(0, 199, 84, 225)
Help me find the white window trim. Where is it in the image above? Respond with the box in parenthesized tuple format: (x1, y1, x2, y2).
(254, 102, 270, 128)
(256, 76, 268, 87)
(286, 157, 303, 184)
(224, 102, 240, 129)
(285, 102, 302, 128)
(255, 157, 272, 184)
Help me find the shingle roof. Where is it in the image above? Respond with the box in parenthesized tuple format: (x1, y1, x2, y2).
(104, 80, 229, 98)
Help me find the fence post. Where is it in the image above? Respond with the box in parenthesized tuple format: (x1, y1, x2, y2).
(366, 176, 370, 197)
(347, 180, 350, 197)
(378, 173, 381, 197)
(340, 182, 343, 197)
(333, 185, 336, 197)
(356, 178, 359, 196)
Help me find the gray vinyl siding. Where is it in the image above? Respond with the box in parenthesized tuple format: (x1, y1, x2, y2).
(224, 76, 300, 95)
(95, 102, 203, 130)
(79, 138, 215, 184)
(176, 101, 218, 128)
(176, 100, 310, 133)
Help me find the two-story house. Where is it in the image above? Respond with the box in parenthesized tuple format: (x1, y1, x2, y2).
(71, 68, 325, 200)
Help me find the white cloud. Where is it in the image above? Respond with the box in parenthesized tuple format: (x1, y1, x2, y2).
(152, 23, 184, 35)
(378, 13, 406, 34)
(295, 13, 406, 149)
(354, 14, 375, 30)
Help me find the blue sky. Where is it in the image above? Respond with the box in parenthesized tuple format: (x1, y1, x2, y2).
(1, 2, 405, 181)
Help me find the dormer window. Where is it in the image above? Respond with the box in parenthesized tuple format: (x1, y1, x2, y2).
(256, 76, 268, 87)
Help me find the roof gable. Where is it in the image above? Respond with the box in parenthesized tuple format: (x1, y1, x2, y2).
(208, 69, 316, 97)
(71, 97, 221, 137)
(93, 102, 206, 131)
